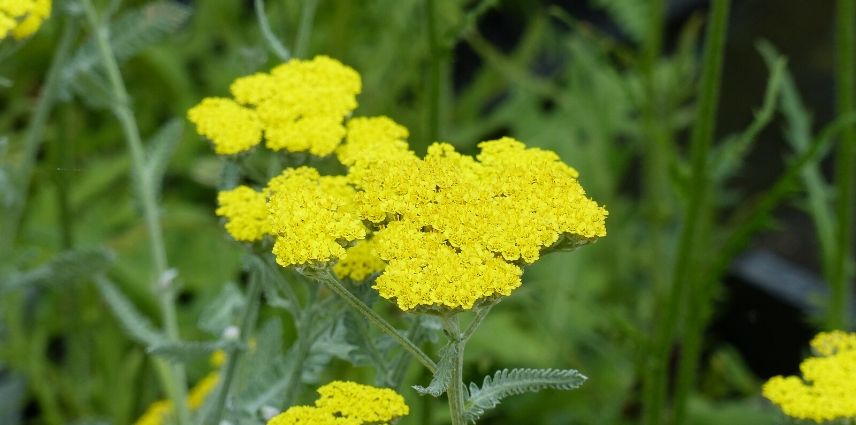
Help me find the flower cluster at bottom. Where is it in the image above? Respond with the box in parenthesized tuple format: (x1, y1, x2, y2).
(267, 381, 409, 425)
(762, 331, 856, 422)
(133, 352, 224, 425)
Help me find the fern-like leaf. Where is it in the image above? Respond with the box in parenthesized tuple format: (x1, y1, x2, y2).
(464, 368, 587, 422)
(413, 343, 455, 397)
(94, 276, 166, 346)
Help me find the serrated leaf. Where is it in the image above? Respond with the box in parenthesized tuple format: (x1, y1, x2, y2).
(246, 254, 297, 313)
(233, 319, 290, 413)
(63, 1, 191, 98)
(464, 368, 587, 422)
(147, 340, 231, 363)
(4, 248, 115, 292)
(197, 282, 245, 335)
(413, 343, 455, 397)
(94, 277, 166, 346)
(302, 318, 358, 383)
(145, 119, 183, 194)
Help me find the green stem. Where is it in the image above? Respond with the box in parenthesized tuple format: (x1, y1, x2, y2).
(280, 284, 320, 407)
(829, 0, 855, 330)
(80, 1, 190, 423)
(293, 0, 318, 59)
(254, 0, 290, 60)
(643, 2, 730, 424)
(441, 315, 466, 425)
(205, 277, 262, 425)
(312, 269, 437, 373)
(1, 15, 78, 257)
(425, 0, 441, 143)
(462, 299, 497, 342)
(391, 317, 425, 389)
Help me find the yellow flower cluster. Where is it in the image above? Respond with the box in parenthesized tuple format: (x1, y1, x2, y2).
(266, 167, 365, 267)
(216, 186, 270, 242)
(0, 0, 50, 40)
(188, 56, 360, 156)
(267, 381, 409, 425)
(762, 331, 856, 422)
(333, 238, 386, 282)
(350, 137, 607, 310)
(133, 363, 222, 425)
(196, 55, 607, 311)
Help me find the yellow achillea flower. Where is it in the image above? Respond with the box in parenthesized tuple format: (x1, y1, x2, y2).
(233, 56, 360, 156)
(216, 185, 270, 242)
(333, 238, 386, 282)
(187, 98, 263, 155)
(267, 381, 409, 425)
(132, 372, 220, 425)
(348, 138, 606, 311)
(0, 0, 50, 40)
(266, 167, 366, 267)
(336, 116, 413, 167)
(373, 221, 522, 311)
(762, 331, 856, 422)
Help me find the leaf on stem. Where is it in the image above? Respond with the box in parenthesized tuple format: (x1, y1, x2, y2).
(94, 276, 166, 347)
(144, 118, 183, 195)
(197, 282, 245, 336)
(3, 247, 114, 292)
(413, 343, 456, 397)
(463, 368, 587, 422)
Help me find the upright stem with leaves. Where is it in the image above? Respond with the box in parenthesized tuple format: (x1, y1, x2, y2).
(642, 1, 731, 424)
(441, 315, 467, 425)
(80, 1, 190, 423)
(829, 0, 855, 330)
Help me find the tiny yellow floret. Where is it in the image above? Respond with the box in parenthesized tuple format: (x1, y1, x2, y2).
(216, 186, 270, 242)
(762, 331, 856, 422)
(333, 238, 386, 282)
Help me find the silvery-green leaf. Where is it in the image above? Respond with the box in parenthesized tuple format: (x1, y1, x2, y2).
(413, 343, 455, 397)
(464, 368, 587, 422)
(95, 277, 166, 346)
(197, 282, 245, 335)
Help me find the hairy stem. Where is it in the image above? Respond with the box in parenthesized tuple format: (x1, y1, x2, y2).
(294, 0, 319, 59)
(643, 2, 731, 424)
(80, 1, 190, 423)
(205, 276, 262, 425)
(829, 0, 856, 330)
(312, 269, 437, 373)
(1, 15, 78, 257)
(254, 0, 290, 60)
(441, 315, 467, 425)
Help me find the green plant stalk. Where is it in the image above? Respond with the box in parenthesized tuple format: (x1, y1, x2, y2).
(0, 16, 78, 258)
(293, 0, 319, 59)
(281, 283, 320, 407)
(254, 0, 290, 60)
(205, 276, 262, 425)
(425, 0, 441, 143)
(441, 315, 467, 425)
(829, 0, 856, 330)
(80, 1, 190, 423)
(642, 1, 730, 424)
(391, 317, 426, 388)
(352, 310, 393, 385)
(313, 270, 438, 373)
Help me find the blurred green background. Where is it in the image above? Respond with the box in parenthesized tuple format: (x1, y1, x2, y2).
(1, 0, 853, 424)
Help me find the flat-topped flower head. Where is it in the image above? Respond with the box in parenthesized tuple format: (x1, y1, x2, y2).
(266, 167, 366, 267)
(333, 238, 386, 282)
(187, 98, 263, 155)
(347, 138, 606, 311)
(215, 186, 270, 242)
(266, 381, 409, 425)
(762, 331, 856, 422)
(0, 0, 51, 40)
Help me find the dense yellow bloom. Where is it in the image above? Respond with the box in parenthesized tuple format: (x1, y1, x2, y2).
(0, 0, 50, 40)
(333, 238, 386, 282)
(266, 167, 366, 267)
(267, 381, 409, 425)
(373, 222, 522, 311)
(187, 98, 263, 155)
(348, 138, 606, 310)
(336, 116, 413, 167)
(762, 331, 856, 422)
(133, 400, 171, 425)
(216, 186, 270, 242)
(232, 56, 361, 156)
(314, 381, 410, 423)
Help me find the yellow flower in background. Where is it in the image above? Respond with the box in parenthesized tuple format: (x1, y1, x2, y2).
(0, 0, 51, 40)
(132, 371, 220, 425)
(216, 186, 270, 242)
(266, 167, 366, 268)
(267, 381, 409, 425)
(333, 238, 386, 282)
(762, 331, 856, 422)
(187, 98, 263, 155)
